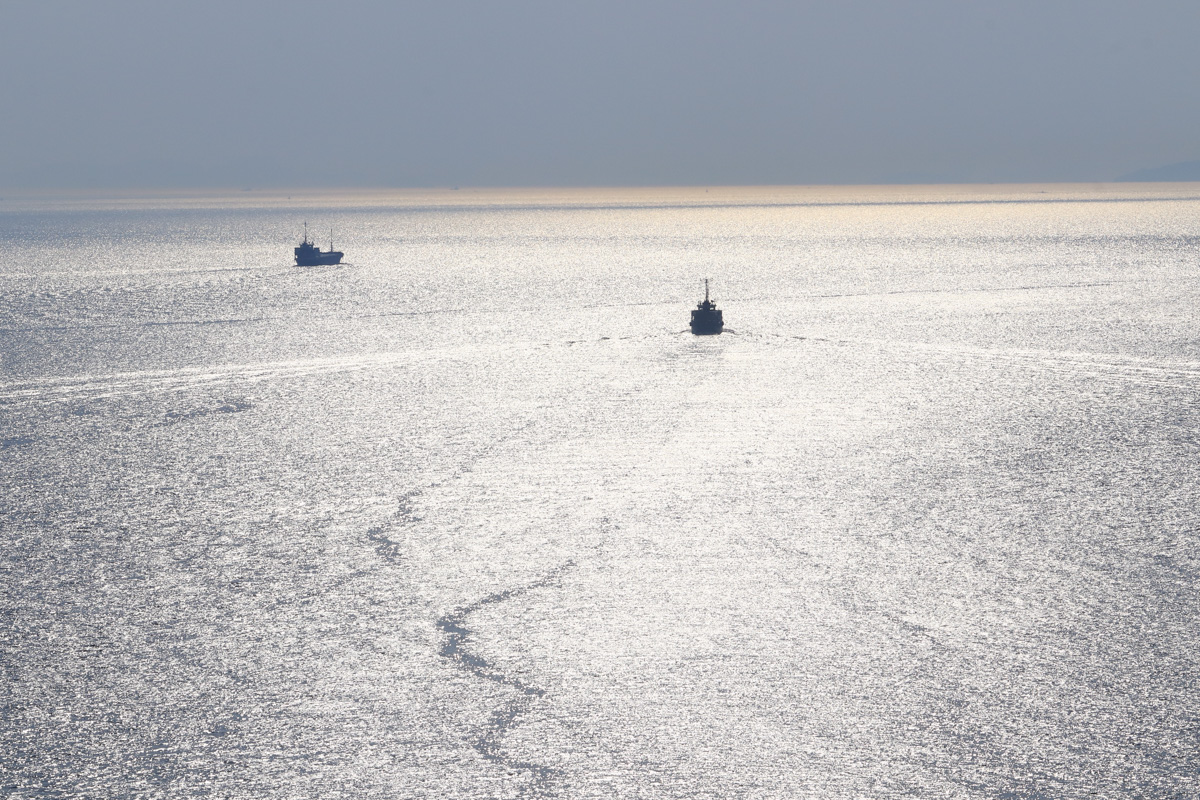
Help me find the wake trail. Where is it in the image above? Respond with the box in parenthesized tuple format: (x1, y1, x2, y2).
(771, 333, 1200, 391)
(436, 560, 576, 795)
(0, 332, 651, 406)
(0, 351, 427, 405)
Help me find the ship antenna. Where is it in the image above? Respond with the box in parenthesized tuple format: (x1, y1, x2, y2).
(304, 221, 309, 244)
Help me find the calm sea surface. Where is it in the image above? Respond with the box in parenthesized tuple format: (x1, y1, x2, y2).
(2, 185, 1198, 798)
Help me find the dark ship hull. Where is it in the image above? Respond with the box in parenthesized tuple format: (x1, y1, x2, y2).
(294, 225, 343, 266)
(690, 308, 724, 335)
(294, 248, 343, 266)
(690, 279, 724, 334)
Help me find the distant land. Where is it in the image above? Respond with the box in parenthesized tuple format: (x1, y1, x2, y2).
(1116, 161, 1200, 182)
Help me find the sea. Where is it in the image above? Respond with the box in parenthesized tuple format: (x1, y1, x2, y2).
(1, 184, 1198, 799)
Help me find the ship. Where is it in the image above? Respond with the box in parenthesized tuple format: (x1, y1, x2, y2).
(294, 223, 343, 266)
(690, 279, 724, 335)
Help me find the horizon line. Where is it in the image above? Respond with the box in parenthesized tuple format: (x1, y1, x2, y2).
(5, 179, 1200, 195)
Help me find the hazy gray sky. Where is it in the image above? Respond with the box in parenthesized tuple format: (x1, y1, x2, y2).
(3, 0, 1199, 188)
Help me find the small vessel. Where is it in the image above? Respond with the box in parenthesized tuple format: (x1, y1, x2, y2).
(690, 278, 724, 335)
(294, 223, 343, 266)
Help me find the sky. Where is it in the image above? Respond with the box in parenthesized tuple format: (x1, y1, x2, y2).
(2, 0, 1199, 189)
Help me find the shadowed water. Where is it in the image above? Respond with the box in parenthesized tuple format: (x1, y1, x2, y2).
(1, 185, 1198, 798)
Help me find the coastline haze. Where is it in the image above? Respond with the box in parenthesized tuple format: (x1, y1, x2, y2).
(4, 0, 1200, 189)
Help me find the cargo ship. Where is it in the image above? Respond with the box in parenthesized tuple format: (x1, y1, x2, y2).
(294, 223, 343, 266)
(690, 279, 724, 335)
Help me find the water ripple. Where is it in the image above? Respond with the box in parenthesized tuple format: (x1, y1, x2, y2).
(436, 561, 576, 795)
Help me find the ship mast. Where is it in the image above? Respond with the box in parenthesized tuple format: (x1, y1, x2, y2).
(704, 278, 710, 304)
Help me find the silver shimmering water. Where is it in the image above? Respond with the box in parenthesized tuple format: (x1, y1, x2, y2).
(2, 186, 1198, 798)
